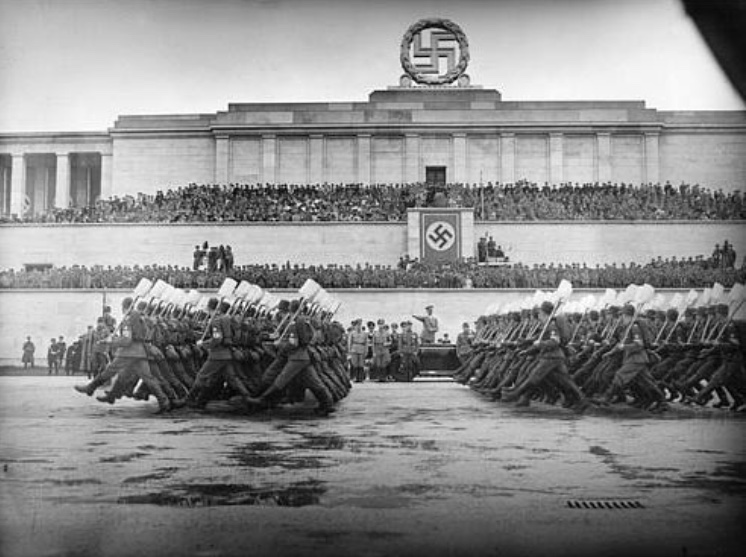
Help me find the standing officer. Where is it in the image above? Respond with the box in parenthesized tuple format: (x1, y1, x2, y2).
(370, 319, 391, 382)
(397, 320, 420, 382)
(413, 305, 439, 344)
(56, 336, 67, 373)
(22, 336, 35, 369)
(47, 338, 59, 374)
(347, 319, 368, 383)
(456, 322, 474, 364)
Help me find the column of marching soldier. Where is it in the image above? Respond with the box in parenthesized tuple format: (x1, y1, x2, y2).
(73, 277, 351, 416)
(453, 280, 746, 413)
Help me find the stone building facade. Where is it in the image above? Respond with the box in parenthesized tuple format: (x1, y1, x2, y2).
(1, 86, 745, 218)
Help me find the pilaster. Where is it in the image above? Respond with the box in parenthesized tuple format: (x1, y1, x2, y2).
(215, 136, 230, 183)
(549, 133, 563, 184)
(453, 133, 467, 183)
(309, 134, 324, 184)
(262, 135, 277, 183)
(500, 133, 515, 184)
(597, 132, 612, 183)
(644, 132, 660, 184)
(357, 134, 371, 184)
(404, 134, 420, 183)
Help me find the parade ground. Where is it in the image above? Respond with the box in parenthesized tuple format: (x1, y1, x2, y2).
(1, 376, 744, 557)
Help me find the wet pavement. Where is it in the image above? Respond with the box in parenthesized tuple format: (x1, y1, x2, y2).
(0, 376, 744, 557)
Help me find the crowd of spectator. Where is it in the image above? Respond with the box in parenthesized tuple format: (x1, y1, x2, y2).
(2, 180, 744, 224)
(1, 252, 742, 290)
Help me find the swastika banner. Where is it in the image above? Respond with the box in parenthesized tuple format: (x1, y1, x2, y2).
(420, 211, 461, 263)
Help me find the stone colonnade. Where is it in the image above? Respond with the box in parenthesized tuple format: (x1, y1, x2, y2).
(213, 130, 662, 186)
(1, 147, 112, 215)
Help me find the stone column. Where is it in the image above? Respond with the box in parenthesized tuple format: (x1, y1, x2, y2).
(644, 132, 660, 184)
(404, 134, 420, 183)
(10, 154, 25, 216)
(357, 134, 371, 184)
(100, 153, 113, 200)
(549, 133, 563, 185)
(215, 136, 230, 183)
(500, 133, 515, 184)
(309, 134, 324, 184)
(262, 135, 276, 183)
(55, 153, 70, 208)
(453, 133, 467, 183)
(596, 132, 612, 183)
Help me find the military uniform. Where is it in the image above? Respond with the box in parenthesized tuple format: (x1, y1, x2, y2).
(75, 302, 170, 413)
(347, 323, 368, 383)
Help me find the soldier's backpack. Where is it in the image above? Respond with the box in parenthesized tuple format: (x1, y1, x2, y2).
(553, 314, 573, 346)
(635, 317, 656, 349)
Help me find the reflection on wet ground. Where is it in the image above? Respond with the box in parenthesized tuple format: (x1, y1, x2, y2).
(1, 377, 745, 557)
(118, 480, 326, 507)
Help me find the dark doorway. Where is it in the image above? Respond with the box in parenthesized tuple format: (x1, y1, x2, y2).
(70, 153, 102, 207)
(25, 154, 56, 216)
(425, 166, 446, 185)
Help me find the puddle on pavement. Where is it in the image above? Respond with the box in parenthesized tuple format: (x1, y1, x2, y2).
(227, 442, 330, 470)
(122, 467, 179, 484)
(117, 480, 326, 507)
(34, 478, 103, 486)
(99, 452, 149, 463)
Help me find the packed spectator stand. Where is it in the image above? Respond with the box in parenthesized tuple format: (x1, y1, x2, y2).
(2, 180, 744, 224)
(1, 251, 743, 290)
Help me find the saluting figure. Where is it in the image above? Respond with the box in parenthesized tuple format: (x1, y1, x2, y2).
(413, 304, 439, 344)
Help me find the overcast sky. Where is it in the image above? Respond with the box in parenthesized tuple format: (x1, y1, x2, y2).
(0, 0, 743, 132)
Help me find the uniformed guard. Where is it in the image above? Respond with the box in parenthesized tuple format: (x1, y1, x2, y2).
(347, 319, 368, 383)
(397, 320, 420, 382)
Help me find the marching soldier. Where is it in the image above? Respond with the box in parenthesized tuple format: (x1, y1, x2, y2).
(186, 298, 251, 408)
(595, 304, 667, 411)
(246, 306, 335, 416)
(74, 297, 171, 414)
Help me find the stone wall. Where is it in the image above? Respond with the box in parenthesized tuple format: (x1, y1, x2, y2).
(659, 132, 746, 187)
(1, 288, 731, 366)
(112, 135, 216, 195)
(0, 221, 743, 270)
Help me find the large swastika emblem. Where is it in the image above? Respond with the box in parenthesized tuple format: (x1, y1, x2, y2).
(426, 221, 456, 251)
(400, 18, 469, 85)
(411, 29, 458, 75)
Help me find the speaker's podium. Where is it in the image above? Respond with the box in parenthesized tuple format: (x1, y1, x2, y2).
(407, 207, 475, 264)
(418, 343, 462, 378)
(407, 207, 474, 378)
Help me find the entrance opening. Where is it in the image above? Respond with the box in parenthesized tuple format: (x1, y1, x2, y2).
(70, 153, 102, 207)
(425, 166, 446, 185)
(425, 166, 448, 207)
(25, 154, 56, 216)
